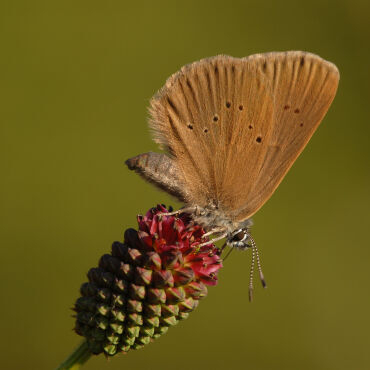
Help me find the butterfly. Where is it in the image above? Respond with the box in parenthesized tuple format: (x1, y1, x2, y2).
(125, 51, 339, 257)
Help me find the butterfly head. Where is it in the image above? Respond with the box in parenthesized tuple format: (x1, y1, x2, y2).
(226, 228, 251, 250)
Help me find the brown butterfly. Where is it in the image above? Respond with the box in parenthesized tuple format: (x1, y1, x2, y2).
(125, 51, 339, 278)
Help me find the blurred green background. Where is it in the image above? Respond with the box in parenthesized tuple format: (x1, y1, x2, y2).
(1, 1, 369, 369)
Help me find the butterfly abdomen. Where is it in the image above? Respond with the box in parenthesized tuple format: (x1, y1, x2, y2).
(125, 152, 187, 201)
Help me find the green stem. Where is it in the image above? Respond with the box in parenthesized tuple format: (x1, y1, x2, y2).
(56, 340, 92, 370)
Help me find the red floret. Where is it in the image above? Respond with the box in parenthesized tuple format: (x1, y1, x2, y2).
(137, 205, 222, 286)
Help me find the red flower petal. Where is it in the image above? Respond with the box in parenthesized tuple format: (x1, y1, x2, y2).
(136, 205, 222, 285)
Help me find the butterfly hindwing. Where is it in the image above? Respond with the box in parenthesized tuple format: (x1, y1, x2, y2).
(125, 152, 187, 202)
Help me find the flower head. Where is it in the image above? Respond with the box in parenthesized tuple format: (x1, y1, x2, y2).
(74, 205, 222, 356)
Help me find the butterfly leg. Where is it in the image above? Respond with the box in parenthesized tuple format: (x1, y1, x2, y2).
(159, 206, 197, 216)
(195, 233, 228, 248)
(202, 227, 226, 239)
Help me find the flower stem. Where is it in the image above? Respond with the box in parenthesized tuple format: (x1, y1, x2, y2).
(56, 340, 92, 370)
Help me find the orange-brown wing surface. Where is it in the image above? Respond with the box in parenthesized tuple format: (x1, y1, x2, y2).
(149, 55, 275, 214)
(234, 51, 339, 220)
(149, 52, 339, 220)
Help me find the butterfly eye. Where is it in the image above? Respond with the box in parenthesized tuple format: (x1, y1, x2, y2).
(231, 230, 246, 242)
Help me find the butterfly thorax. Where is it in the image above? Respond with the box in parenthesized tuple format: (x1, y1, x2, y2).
(189, 205, 252, 249)
(192, 205, 253, 234)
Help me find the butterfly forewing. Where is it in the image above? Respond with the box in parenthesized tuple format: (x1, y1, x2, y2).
(234, 52, 339, 220)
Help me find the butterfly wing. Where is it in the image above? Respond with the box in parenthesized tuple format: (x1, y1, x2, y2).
(149, 55, 275, 213)
(149, 52, 339, 220)
(234, 51, 339, 220)
(125, 152, 187, 201)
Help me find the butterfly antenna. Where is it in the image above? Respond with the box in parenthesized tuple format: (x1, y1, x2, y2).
(249, 246, 255, 302)
(248, 234, 267, 288)
(159, 206, 197, 217)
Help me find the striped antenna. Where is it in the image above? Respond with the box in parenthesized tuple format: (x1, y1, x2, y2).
(248, 234, 267, 288)
(249, 246, 255, 302)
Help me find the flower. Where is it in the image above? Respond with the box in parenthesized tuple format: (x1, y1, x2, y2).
(74, 205, 222, 356)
